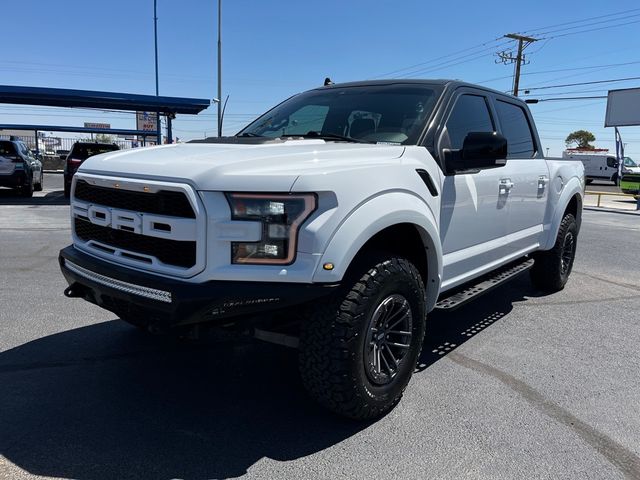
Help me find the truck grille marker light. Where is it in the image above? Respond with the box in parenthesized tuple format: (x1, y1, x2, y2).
(226, 193, 316, 265)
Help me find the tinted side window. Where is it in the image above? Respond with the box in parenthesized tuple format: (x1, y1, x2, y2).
(444, 94, 494, 149)
(18, 142, 32, 158)
(495, 100, 535, 158)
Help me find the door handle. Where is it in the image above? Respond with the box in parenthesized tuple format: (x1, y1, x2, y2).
(538, 176, 548, 189)
(537, 176, 549, 196)
(499, 178, 514, 195)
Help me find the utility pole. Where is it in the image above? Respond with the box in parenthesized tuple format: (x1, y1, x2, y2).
(496, 33, 538, 97)
(217, 0, 222, 137)
(154, 0, 161, 145)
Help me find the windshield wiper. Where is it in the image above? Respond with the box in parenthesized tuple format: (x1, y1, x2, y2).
(293, 131, 368, 143)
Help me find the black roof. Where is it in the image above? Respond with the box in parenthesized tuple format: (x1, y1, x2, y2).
(315, 79, 518, 99)
(0, 85, 210, 115)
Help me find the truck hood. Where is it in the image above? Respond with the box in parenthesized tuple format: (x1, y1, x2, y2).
(78, 140, 405, 191)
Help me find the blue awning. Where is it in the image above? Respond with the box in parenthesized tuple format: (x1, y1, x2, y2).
(0, 85, 210, 115)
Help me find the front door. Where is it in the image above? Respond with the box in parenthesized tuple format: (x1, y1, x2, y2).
(438, 92, 509, 291)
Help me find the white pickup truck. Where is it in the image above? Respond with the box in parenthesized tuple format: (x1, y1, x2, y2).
(59, 80, 585, 419)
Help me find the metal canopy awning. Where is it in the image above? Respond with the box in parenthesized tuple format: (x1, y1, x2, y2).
(0, 85, 210, 115)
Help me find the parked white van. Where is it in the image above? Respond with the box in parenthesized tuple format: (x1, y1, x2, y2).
(562, 149, 620, 185)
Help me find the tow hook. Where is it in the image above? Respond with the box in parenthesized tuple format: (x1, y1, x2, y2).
(64, 283, 85, 298)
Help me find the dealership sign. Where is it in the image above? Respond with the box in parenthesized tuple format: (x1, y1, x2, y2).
(136, 111, 158, 131)
(84, 122, 111, 130)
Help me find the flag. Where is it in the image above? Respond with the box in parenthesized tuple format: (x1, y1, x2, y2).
(615, 127, 625, 177)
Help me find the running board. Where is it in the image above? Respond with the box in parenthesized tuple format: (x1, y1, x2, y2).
(435, 258, 534, 310)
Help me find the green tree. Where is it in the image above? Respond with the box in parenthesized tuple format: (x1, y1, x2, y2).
(565, 130, 596, 149)
(94, 133, 115, 144)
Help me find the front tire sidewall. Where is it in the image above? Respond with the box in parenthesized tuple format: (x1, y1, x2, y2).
(299, 257, 426, 419)
(352, 272, 424, 409)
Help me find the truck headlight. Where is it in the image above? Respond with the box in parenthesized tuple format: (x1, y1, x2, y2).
(226, 193, 317, 264)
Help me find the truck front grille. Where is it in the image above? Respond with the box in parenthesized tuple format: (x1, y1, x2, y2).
(71, 176, 202, 275)
(74, 217, 197, 268)
(74, 179, 195, 218)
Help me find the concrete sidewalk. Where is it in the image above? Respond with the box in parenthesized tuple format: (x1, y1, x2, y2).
(584, 191, 640, 215)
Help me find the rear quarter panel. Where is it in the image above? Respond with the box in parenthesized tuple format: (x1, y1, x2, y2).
(539, 159, 585, 251)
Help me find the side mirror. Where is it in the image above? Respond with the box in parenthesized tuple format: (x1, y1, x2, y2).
(461, 132, 507, 169)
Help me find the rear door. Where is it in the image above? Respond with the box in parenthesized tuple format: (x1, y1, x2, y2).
(0, 142, 18, 176)
(492, 98, 549, 254)
(18, 142, 39, 177)
(438, 91, 509, 290)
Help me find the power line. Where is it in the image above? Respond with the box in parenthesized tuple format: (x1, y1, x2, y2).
(519, 7, 640, 35)
(382, 7, 640, 80)
(543, 18, 640, 40)
(373, 37, 510, 78)
(522, 76, 640, 91)
(528, 100, 606, 114)
(478, 59, 640, 84)
(396, 48, 507, 78)
(533, 12, 640, 37)
(525, 96, 607, 103)
(525, 88, 610, 97)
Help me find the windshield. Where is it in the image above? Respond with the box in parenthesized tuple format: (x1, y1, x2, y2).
(623, 157, 637, 167)
(238, 84, 442, 145)
(0, 141, 19, 158)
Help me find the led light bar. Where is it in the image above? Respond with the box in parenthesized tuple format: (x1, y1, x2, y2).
(64, 259, 172, 303)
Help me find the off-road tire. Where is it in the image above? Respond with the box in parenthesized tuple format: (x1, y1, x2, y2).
(299, 255, 426, 420)
(530, 213, 578, 292)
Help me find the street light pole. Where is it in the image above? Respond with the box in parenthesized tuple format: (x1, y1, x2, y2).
(154, 0, 161, 144)
(217, 0, 222, 137)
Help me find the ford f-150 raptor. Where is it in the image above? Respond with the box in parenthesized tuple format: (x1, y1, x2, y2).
(59, 80, 585, 419)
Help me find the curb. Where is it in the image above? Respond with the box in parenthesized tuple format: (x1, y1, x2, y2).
(44, 170, 64, 174)
(584, 206, 640, 216)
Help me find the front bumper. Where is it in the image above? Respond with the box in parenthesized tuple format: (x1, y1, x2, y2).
(59, 245, 338, 328)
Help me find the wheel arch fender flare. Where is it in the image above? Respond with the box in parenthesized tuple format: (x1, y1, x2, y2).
(541, 178, 583, 251)
(312, 191, 442, 311)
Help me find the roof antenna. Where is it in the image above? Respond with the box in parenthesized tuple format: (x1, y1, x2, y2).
(324, 77, 334, 86)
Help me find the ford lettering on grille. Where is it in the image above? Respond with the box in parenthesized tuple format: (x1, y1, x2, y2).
(70, 178, 201, 273)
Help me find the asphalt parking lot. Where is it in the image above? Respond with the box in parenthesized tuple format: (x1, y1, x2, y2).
(1, 174, 639, 479)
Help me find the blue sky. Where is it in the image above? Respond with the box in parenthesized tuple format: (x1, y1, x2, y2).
(2, 0, 640, 158)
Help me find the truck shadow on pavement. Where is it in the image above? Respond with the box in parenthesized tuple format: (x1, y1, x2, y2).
(418, 275, 540, 371)
(0, 275, 541, 479)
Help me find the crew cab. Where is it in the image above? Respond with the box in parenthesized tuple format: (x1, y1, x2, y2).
(59, 80, 584, 419)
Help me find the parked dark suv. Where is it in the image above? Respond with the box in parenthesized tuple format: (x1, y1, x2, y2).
(0, 139, 43, 197)
(64, 142, 120, 197)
